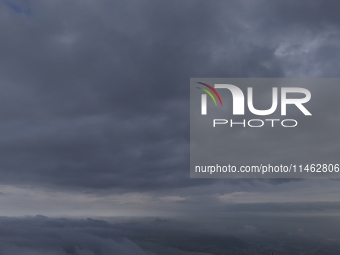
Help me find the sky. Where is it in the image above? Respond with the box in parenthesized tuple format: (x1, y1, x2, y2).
(1, 0, 340, 254)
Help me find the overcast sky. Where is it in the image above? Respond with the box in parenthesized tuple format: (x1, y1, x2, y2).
(0, 0, 339, 223)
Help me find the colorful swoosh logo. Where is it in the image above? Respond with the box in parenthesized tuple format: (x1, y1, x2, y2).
(196, 82, 223, 106)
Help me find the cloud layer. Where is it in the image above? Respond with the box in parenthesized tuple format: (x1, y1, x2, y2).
(0, 0, 339, 219)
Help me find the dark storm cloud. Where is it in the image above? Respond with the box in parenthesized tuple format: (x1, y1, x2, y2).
(0, 216, 156, 255)
(1, 216, 340, 255)
(0, 0, 223, 191)
(0, 0, 339, 193)
(0, 216, 247, 255)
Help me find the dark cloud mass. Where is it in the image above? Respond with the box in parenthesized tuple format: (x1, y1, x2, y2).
(1, 0, 340, 253)
(0, 0, 338, 191)
(0, 0, 339, 240)
(0, 216, 155, 255)
(0, 216, 340, 255)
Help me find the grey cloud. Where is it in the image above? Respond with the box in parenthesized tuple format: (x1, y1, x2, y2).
(1, 1, 340, 254)
(0, 216, 339, 255)
(0, 0, 339, 195)
(0, 217, 155, 255)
